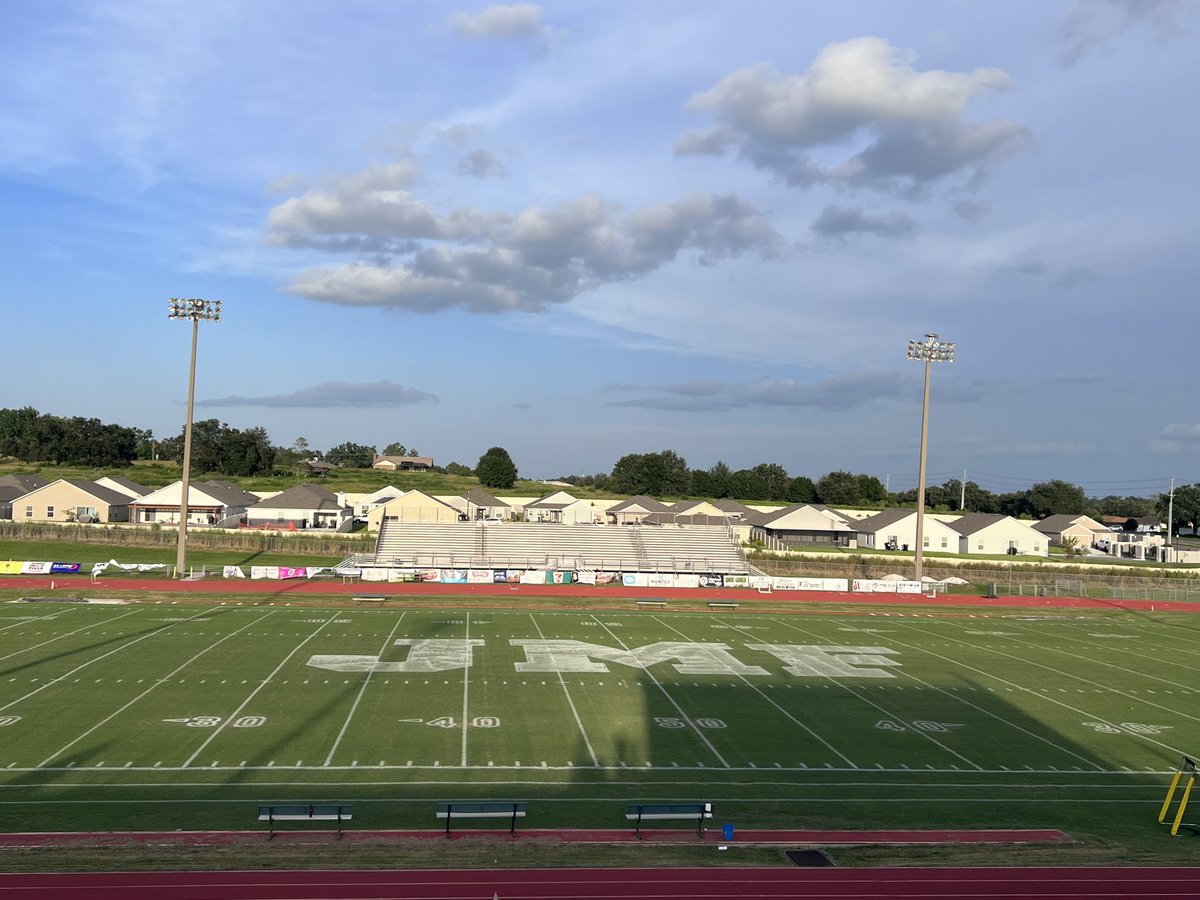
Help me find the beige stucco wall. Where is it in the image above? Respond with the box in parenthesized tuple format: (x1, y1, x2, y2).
(16, 482, 127, 523)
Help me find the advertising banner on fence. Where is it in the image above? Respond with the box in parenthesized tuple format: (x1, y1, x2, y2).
(250, 566, 277, 580)
(279, 567, 307, 580)
(622, 573, 645, 587)
(468, 569, 492, 584)
(360, 567, 390, 582)
(646, 573, 674, 588)
(722, 574, 750, 588)
(549, 570, 573, 584)
(772, 577, 849, 592)
(0, 561, 22, 575)
(521, 570, 547, 585)
(575, 569, 597, 585)
(439, 569, 467, 584)
(49, 563, 81, 574)
(699, 573, 724, 588)
(223, 566, 246, 579)
(388, 570, 418, 583)
(852, 579, 922, 593)
(674, 574, 700, 589)
(749, 576, 772, 590)
(492, 569, 509, 583)
(21, 562, 53, 575)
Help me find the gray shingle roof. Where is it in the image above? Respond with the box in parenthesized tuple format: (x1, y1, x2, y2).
(249, 484, 344, 511)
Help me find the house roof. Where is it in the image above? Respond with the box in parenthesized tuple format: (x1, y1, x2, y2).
(948, 513, 1016, 536)
(0, 474, 49, 492)
(855, 508, 918, 532)
(201, 480, 261, 506)
(607, 495, 671, 514)
(1031, 513, 1107, 535)
(527, 490, 578, 508)
(754, 503, 856, 531)
(20, 479, 134, 506)
(96, 475, 151, 497)
(249, 484, 345, 511)
(464, 488, 510, 508)
(712, 498, 757, 517)
(372, 454, 434, 467)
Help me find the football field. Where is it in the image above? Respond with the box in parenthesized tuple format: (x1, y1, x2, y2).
(0, 599, 1195, 836)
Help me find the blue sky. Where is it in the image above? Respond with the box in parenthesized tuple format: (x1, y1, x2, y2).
(1, 1, 1196, 494)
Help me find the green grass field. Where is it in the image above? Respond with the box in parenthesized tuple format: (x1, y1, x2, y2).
(1, 599, 1198, 860)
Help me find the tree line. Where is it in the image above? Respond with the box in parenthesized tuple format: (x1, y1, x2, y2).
(558, 451, 1159, 520)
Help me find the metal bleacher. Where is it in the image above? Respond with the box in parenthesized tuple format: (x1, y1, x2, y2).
(356, 522, 749, 574)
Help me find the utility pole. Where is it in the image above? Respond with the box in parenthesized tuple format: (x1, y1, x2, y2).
(906, 333, 956, 583)
(960, 469, 967, 510)
(1167, 478, 1175, 549)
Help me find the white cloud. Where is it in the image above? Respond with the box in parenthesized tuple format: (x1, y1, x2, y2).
(675, 37, 1031, 197)
(1060, 0, 1190, 66)
(811, 204, 915, 240)
(449, 4, 548, 41)
(197, 380, 438, 408)
(269, 167, 782, 312)
(1162, 422, 1200, 438)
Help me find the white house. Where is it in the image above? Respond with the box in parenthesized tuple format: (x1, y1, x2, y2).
(750, 504, 859, 549)
(245, 484, 351, 530)
(367, 489, 461, 529)
(950, 513, 1047, 557)
(855, 508, 962, 554)
(95, 475, 151, 499)
(606, 495, 671, 525)
(129, 480, 260, 526)
(347, 485, 404, 519)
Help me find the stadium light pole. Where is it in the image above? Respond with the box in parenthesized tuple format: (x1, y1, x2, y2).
(907, 333, 955, 583)
(169, 298, 221, 578)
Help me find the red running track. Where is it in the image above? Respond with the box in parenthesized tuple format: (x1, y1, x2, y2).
(7, 574, 1200, 613)
(1, 867, 1199, 899)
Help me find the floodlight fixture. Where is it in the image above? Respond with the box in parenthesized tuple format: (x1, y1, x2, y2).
(168, 297, 223, 577)
(907, 332, 956, 582)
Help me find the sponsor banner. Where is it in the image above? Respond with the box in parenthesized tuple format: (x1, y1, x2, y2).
(50, 563, 81, 574)
(0, 561, 23, 575)
(595, 572, 618, 585)
(279, 567, 307, 580)
(622, 573, 645, 587)
(306, 567, 333, 578)
(222, 566, 246, 579)
(646, 573, 674, 588)
(772, 577, 850, 592)
(699, 573, 724, 588)
(852, 579, 896, 593)
(250, 566, 275, 580)
(360, 568, 390, 582)
(896, 580, 923, 594)
(22, 562, 54, 575)
(521, 570, 547, 585)
(440, 569, 467, 584)
(674, 574, 700, 589)
(468, 569, 493, 584)
(575, 569, 597, 585)
(749, 576, 772, 590)
(492, 570, 509, 583)
(722, 574, 750, 588)
(548, 570, 573, 585)
(387, 569, 417, 583)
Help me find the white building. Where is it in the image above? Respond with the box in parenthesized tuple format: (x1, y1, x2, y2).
(950, 513, 1047, 557)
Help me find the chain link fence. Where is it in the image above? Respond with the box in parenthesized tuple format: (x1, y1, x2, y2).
(750, 554, 1200, 602)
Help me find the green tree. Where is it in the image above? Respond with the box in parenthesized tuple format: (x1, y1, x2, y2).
(1026, 479, 1088, 519)
(815, 470, 859, 505)
(727, 469, 769, 500)
(786, 475, 816, 503)
(383, 442, 417, 456)
(445, 461, 473, 476)
(609, 450, 689, 497)
(476, 446, 518, 489)
(752, 463, 791, 501)
(326, 441, 376, 468)
(1157, 485, 1200, 538)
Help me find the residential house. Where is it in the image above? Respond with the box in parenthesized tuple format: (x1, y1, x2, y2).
(348, 486, 405, 519)
(0, 474, 49, 520)
(950, 513, 1047, 557)
(749, 504, 859, 549)
(13, 479, 135, 523)
(95, 475, 151, 499)
(645, 499, 731, 526)
(606, 495, 671, 525)
(461, 488, 513, 521)
(245, 484, 352, 530)
(1032, 514, 1110, 548)
(371, 454, 434, 472)
(855, 508, 961, 554)
(129, 480, 260, 527)
(367, 489, 461, 529)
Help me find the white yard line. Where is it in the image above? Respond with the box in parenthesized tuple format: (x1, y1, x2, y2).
(323, 612, 407, 767)
(999, 619, 1200, 682)
(460, 611, 471, 768)
(181, 613, 342, 768)
(657, 615, 857, 768)
(529, 612, 600, 767)
(591, 616, 730, 768)
(0, 609, 78, 633)
(0, 608, 213, 714)
(0, 610, 142, 664)
(888, 621, 1189, 758)
(900, 620, 1200, 725)
(36, 611, 277, 768)
(771, 617, 1107, 770)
